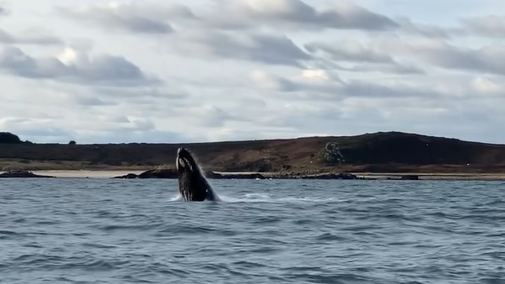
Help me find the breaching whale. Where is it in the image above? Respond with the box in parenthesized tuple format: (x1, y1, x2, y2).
(175, 147, 218, 201)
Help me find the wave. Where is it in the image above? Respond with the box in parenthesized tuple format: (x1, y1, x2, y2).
(168, 194, 183, 201)
(167, 192, 341, 204)
(223, 192, 345, 203)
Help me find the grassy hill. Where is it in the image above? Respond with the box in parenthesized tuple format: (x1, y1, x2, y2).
(1, 131, 505, 173)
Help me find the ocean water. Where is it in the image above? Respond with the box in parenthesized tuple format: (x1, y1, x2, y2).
(0, 178, 504, 284)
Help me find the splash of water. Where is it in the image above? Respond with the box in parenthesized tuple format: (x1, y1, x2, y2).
(168, 192, 342, 204)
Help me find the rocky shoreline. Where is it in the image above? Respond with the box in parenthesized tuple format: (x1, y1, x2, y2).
(0, 170, 56, 178)
(0, 169, 420, 180)
(112, 169, 380, 180)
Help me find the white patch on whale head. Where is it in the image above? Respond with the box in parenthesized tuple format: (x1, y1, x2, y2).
(179, 158, 187, 168)
(176, 155, 181, 170)
(176, 156, 194, 172)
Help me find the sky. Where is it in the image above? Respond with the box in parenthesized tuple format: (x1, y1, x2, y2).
(1, 0, 505, 144)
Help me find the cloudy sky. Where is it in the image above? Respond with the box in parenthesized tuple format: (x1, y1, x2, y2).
(1, 0, 505, 144)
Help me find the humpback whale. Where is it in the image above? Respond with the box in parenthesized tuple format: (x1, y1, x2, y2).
(175, 147, 218, 201)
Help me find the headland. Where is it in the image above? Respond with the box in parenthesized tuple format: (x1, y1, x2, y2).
(1, 131, 505, 180)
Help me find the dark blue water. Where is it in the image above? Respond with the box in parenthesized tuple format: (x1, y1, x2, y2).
(0, 178, 504, 284)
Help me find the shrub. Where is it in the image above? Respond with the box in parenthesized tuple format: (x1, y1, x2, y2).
(0, 132, 22, 144)
(322, 142, 345, 166)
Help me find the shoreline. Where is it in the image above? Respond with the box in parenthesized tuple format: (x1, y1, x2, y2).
(354, 172, 505, 181)
(33, 170, 146, 178)
(1, 170, 505, 180)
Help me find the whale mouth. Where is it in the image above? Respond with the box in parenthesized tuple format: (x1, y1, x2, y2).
(176, 147, 195, 172)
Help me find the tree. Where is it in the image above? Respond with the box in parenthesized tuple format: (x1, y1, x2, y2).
(0, 132, 22, 144)
(68, 140, 76, 145)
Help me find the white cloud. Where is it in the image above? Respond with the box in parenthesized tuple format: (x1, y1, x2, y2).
(1, 0, 505, 144)
(165, 30, 312, 67)
(463, 15, 505, 38)
(299, 69, 333, 82)
(306, 40, 394, 63)
(193, 0, 399, 32)
(359, 37, 505, 76)
(0, 5, 8, 17)
(394, 17, 465, 39)
(470, 77, 505, 96)
(0, 29, 63, 45)
(250, 69, 439, 100)
(305, 39, 425, 74)
(54, 0, 398, 34)
(55, 2, 194, 34)
(0, 117, 75, 142)
(251, 70, 300, 91)
(0, 46, 161, 86)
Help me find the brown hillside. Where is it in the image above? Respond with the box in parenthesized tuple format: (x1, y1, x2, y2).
(1, 131, 505, 173)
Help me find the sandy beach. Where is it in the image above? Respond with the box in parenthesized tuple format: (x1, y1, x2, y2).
(30, 170, 145, 179)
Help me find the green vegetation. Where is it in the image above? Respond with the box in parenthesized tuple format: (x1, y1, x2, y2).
(1, 131, 505, 173)
(322, 142, 345, 166)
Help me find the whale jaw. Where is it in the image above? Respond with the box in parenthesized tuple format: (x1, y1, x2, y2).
(176, 147, 216, 202)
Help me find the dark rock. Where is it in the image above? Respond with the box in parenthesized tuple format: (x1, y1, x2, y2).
(401, 175, 419, 180)
(113, 173, 139, 179)
(114, 169, 178, 179)
(299, 172, 361, 180)
(210, 172, 266, 179)
(0, 170, 55, 178)
(137, 169, 178, 179)
(386, 175, 420, 180)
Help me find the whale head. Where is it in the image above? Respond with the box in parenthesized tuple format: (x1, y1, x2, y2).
(176, 147, 215, 201)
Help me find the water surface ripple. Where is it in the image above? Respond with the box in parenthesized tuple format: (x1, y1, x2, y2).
(0, 178, 504, 283)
